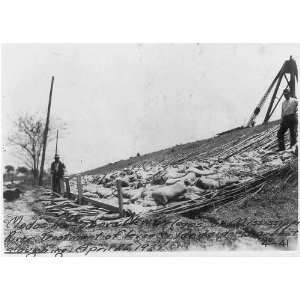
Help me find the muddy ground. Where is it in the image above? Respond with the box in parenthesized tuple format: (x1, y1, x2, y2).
(3, 171, 298, 256)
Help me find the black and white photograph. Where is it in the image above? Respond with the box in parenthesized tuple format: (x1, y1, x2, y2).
(2, 44, 299, 255)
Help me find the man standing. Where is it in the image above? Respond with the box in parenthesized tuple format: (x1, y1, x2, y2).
(51, 154, 65, 194)
(277, 88, 298, 151)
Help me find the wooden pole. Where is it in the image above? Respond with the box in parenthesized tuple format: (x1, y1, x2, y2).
(263, 73, 284, 123)
(55, 130, 59, 156)
(39, 76, 55, 186)
(116, 179, 124, 217)
(64, 177, 70, 198)
(246, 69, 281, 127)
(77, 174, 83, 204)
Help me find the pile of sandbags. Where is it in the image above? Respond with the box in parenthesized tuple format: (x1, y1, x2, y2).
(67, 139, 297, 215)
(151, 182, 187, 205)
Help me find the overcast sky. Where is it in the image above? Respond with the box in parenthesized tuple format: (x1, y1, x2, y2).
(2, 44, 300, 173)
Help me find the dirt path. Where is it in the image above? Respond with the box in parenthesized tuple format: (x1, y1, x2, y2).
(4, 187, 281, 255)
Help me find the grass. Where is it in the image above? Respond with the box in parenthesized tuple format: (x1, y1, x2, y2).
(201, 161, 298, 248)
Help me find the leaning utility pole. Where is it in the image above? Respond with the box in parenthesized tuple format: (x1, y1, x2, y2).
(55, 130, 59, 156)
(39, 76, 55, 186)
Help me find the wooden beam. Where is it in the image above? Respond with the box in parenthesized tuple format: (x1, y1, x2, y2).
(67, 192, 120, 213)
(82, 196, 120, 213)
(116, 180, 124, 217)
(246, 69, 281, 127)
(264, 73, 283, 123)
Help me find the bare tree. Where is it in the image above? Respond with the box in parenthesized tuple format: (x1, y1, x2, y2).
(8, 113, 67, 184)
(5, 165, 15, 174)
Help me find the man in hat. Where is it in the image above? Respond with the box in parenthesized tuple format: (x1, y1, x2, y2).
(277, 88, 298, 151)
(51, 154, 66, 194)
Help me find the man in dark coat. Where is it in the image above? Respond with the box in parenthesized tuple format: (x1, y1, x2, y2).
(51, 154, 65, 194)
(277, 88, 298, 151)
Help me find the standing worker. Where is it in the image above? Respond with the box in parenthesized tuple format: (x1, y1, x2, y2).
(277, 88, 298, 151)
(51, 154, 66, 194)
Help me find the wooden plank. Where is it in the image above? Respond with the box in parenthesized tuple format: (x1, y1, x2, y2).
(81, 196, 119, 213)
(68, 192, 119, 213)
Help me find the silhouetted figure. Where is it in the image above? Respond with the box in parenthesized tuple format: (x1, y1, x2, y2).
(51, 154, 65, 194)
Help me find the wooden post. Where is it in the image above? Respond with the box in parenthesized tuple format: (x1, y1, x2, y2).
(116, 179, 124, 217)
(77, 174, 83, 205)
(55, 130, 59, 156)
(64, 177, 70, 198)
(39, 76, 55, 186)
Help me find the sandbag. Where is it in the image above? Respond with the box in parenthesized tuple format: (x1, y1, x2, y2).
(152, 182, 187, 205)
(195, 177, 219, 189)
(151, 172, 166, 185)
(217, 176, 239, 187)
(96, 187, 113, 198)
(166, 172, 196, 185)
(186, 186, 205, 194)
(165, 178, 181, 185)
(118, 179, 129, 187)
(122, 188, 144, 202)
(165, 168, 185, 179)
(182, 172, 196, 185)
(189, 167, 216, 176)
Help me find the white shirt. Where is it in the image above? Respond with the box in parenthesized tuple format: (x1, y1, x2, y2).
(282, 97, 297, 117)
(54, 162, 59, 172)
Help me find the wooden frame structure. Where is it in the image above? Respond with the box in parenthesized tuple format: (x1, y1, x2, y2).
(246, 56, 298, 127)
